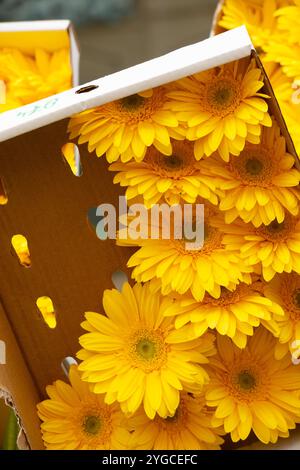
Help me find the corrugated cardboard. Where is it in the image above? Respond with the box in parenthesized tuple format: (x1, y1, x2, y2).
(0, 26, 298, 450)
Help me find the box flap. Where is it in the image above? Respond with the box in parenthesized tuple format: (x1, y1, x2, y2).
(0, 26, 252, 143)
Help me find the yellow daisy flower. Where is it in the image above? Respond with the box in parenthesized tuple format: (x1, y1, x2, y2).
(206, 328, 300, 444)
(37, 365, 130, 450)
(199, 121, 300, 226)
(77, 282, 215, 419)
(275, 0, 300, 44)
(118, 205, 252, 301)
(264, 42, 300, 80)
(68, 87, 184, 163)
(0, 48, 72, 111)
(163, 282, 284, 349)
(167, 58, 272, 161)
(110, 140, 220, 207)
(264, 273, 300, 359)
(129, 392, 224, 450)
(219, 214, 300, 281)
(219, 0, 286, 50)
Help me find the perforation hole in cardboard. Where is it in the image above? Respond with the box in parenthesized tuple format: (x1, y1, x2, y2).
(61, 357, 78, 377)
(61, 143, 82, 177)
(36, 297, 56, 329)
(11, 235, 31, 268)
(0, 177, 8, 205)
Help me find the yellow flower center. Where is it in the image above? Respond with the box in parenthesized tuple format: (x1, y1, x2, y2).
(104, 89, 166, 125)
(136, 338, 157, 360)
(205, 76, 241, 117)
(145, 141, 197, 179)
(156, 396, 191, 434)
(277, 274, 300, 322)
(204, 284, 248, 307)
(128, 328, 168, 372)
(172, 220, 222, 256)
(257, 216, 296, 241)
(230, 147, 274, 186)
(222, 360, 270, 402)
(83, 415, 101, 435)
(121, 94, 146, 110)
(72, 401, 113, 447)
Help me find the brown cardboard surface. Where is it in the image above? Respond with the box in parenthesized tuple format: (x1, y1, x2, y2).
(0, 119, 133, 449)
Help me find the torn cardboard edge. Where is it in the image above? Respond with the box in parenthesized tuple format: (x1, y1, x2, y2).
(0, 26, 298, 451)
(0, 388, 29, 450)
(0, 20, 80, 87)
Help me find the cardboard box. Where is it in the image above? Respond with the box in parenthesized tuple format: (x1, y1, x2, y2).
(0, 20, 80, 89)
(0, 26, 297, 450)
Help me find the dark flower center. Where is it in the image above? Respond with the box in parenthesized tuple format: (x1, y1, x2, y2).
(136, 338, 156, 360)
(245, 157, 264, 176)
(121, 94, 146, 110)
(238, 371, 256, 390)
(83, 416, 101, 435)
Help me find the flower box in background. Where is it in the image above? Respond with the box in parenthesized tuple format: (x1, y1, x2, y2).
(0, 26, 298, 450)
(0, 20, 80, 113)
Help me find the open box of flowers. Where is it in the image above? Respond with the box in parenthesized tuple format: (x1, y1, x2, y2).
(0, 26, 299, 451)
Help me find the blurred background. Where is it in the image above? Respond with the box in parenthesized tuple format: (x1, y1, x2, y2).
(0, 0, 218, 83)
(0, 0, 218, 449)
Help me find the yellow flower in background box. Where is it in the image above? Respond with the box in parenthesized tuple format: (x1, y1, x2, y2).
(218, 0, 288, 50)
(110, 140, 221, 207)
(219, 214, 300, 281)
(163, 282, 283, 349)
(275, 0, 300, 44)
(206, 328, 300, 444)
(129, 392, 224, 450)
(264, 42, 300, 81)
(199, 120, 300, 227)
(37, 365, 131, 450)
(77, 282, 215, 420)
(0, 48, 72, 112)
(167, 58, 272, 161)
(68, 88, 184, 163)
(118, 205, 252, 301)
(264, 273, 300, 360)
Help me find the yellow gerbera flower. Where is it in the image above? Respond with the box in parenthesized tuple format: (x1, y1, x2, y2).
(206, 328, 300, 444)
(77, 282, 215, 419)
(264, 42, 300, 80)
(163, 282, 284, 349)
(167, 58, 272, 161)
(0, 48, 72, 112)
(219, 0, 286, 50)
(275, 0, 300, 44)
(68, 87, 184, 163)
(129, 392, 224, 450)
(218, 214, 300, 281)
(110, 140, 220, 207)
(264, 273, 300, 359)
(199, 121, 300, 226)
(37, 365, 130, 450)
(118, 205, 252, 301)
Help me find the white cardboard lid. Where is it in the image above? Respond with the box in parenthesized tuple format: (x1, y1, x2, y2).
(0, 26, 252, 143)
